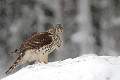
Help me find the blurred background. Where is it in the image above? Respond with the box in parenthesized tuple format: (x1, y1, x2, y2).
(0, 0, 120, 78)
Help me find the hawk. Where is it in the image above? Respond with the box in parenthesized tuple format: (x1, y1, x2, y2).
(5, 24, 63, 74)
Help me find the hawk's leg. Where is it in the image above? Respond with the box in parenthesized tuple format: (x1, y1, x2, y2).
(37, 52, 48, 64)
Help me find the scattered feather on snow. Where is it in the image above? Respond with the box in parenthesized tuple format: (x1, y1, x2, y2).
(1, 54, 120, 80)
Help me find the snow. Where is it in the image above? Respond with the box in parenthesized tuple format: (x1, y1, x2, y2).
(1, 54, 120, 80)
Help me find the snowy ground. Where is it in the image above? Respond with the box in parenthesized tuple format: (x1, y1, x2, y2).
(1, 54, 120, 80)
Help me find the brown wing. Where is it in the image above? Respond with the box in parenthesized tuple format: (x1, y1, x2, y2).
(19, 32, 52, 53)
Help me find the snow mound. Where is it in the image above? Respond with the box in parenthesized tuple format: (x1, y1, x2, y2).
(2, 54, 120, 80)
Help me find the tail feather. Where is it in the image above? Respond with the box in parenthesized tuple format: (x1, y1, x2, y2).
(5, 64, 18, 75)
(5, 53, 24, 75)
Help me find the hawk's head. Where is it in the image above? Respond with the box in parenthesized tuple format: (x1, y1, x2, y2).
(47, 24, 63, 48)
(47, 24, 63, 35)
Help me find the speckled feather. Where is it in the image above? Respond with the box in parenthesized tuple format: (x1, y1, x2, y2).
(5, 24, 63, 75)
(19, 32, 53, 53)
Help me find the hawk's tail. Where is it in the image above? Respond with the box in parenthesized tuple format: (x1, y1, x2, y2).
(5, 53, 24, 75)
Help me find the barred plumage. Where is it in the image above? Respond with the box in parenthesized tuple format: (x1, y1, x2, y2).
(5, 24, 63, 75)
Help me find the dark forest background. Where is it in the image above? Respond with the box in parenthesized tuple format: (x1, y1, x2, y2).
(0, 0, 120, 78)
